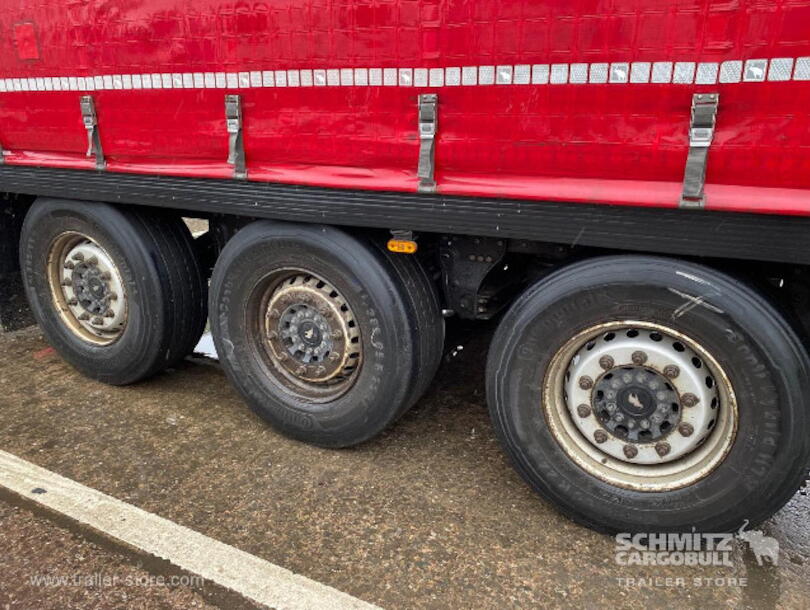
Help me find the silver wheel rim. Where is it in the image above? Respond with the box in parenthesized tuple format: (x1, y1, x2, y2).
(543, 321, 737, 491)
(47, 232, 128, 346)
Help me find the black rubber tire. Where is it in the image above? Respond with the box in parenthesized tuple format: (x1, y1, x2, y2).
(373, 242, 445, 413)
(209, 221, 421, 448)
(20, 198, 207, 385)
(486, 255, 810, 534)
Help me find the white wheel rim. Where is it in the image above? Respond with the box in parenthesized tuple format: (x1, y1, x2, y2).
(47, 232, 128, 346)
(543, 321, 738, 492)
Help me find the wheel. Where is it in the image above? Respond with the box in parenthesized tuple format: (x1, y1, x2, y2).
(20, 198, 207, 385)
(486, 255, 810, 533)
(209, 221, 422, 447)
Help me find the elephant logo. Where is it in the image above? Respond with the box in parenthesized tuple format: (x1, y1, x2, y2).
(746, 66, 764, 80)
(628, 392, 644, 410)
(737, 521, 779, 566)
(744, 61, 767, 82)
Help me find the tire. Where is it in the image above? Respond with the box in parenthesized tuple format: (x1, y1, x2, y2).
(20, 198, 207, 385)
(209, 221, 421, 447)
(373, 242, 444, 413)
(486, 255, 810, 533)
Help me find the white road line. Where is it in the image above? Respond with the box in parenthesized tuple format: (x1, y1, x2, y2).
(0, 449, 380, 610)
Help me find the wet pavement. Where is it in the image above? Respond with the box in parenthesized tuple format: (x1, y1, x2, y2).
(0, 323, 808, 609)
(0, 501, 216, 609)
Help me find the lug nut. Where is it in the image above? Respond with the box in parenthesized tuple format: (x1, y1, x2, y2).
(578, 376, 593, 390)
(61, 278, 72, 287)
(594, 430, 608, 444)
(663, 365, 680, 379)
(278, 353, 289, 362)
(631, 351, 648, 365)
(576, 404, 591, 418)
(268, 309, 281, 319)
(72, 253, 84, 262)
(108, 292, 118, 302)
(655, 442, 671, 457)
(331, 330, 343, 339)
(100, 272, 111, 281)
(104, 309, 115, 318)
(87, 256, 98, 266)
(91, 316, 104, 326)
(328, 352, 340, 362)
(599, 355, 614, 370)
(623, 445, 638, 459)
(78, 312, 90, 321)
(295, 366, 307, 375)
(266, 330, 278, 339)
(678, 423, 694, 437)
(315, 365, 326, 375)
(681, 393, 699, 407)
(67, 298, 78, 306)
(64, 261, 74, 270)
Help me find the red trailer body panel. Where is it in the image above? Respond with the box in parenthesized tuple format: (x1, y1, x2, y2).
(1, 1, 810, 215)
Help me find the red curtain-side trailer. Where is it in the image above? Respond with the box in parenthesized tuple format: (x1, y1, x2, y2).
(0, 1, 809, 535)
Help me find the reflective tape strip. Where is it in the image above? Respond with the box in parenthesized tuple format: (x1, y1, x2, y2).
(1, 57, 809, 93)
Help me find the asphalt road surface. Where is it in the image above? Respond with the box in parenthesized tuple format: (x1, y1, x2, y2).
(0, 322, 808, 609)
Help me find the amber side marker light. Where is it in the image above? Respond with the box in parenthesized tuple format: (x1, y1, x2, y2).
(387, 238, 418, 254)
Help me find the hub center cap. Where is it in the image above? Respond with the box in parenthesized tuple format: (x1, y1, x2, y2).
(593, 366, 681, 443)
(298, 319, 323, 347)
(618, 386, 655, 417)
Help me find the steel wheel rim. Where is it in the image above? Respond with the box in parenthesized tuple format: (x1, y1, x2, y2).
(254, 269, 362, 402)
(47, 232, 128, 346)
(543, 321, 737, 492)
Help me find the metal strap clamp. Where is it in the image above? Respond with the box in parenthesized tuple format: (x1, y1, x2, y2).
(680, 93, 719, 209)
(417, 94, 438, 193)
(225, 94, 246, 179)
(80, 95, 105, 170)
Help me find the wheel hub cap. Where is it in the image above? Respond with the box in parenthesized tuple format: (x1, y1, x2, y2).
(593, 366, 681, 443)
(49, 235, 127, 345)
(264, 275, 361, 386)
(565, 327, 719, 465)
